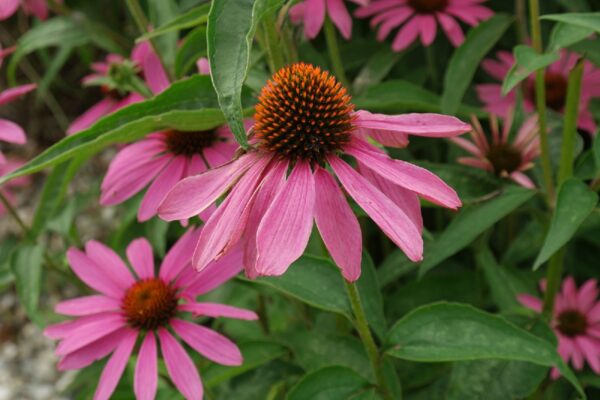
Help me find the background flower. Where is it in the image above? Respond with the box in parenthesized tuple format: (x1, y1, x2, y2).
(290, 0, 369, 40)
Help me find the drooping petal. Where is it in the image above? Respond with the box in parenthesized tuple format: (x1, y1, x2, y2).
(55, 313, 125, 356)
(180, 302, 258, 320)
(575, 336, 600, 374)
(374, 8, 412, 42)
(158, 328, 203, 400)
(55, 295, 120, 316)
(329, 156, 423, 262)
(126, 238, 155, 279)
(517, 293, 542, 312)
(141, 44, 170, 94)
(0, 0, 20, 20)
(85, 241, 135, 289)
(577, 279, 598, 312)
(158, 153, 257, 221)
(392, 16, 420, 51)
(437, 13, 465, 47)
(354, 110, 471, 138)
(66, 248, 123, 298)
(313, 167, 362, 281)
(67, 98, 120, 135)
(94, 329, 137, 400)
(0, 83, 36, 106)
(327, 0, 352, 40)
(134, 332, 158, 400)
(304, 0, 326, 39)
(58, 328, 129, 371)
(417, 14, 437, 46)
(509, 171, 535, 189)
(138, 156, 186, 221)
(255, 161, 316, 276)
(0, 119, 26, 144)
(172, 319, 243, 366)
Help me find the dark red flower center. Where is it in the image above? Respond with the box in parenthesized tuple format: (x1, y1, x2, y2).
(122, 278, 178, 330)
(486, 143, 522, 174)
(557, 309, 588, 337)
(164, 129, 219, 156)
(543, 72, 568, 111)
(408, 0, 449, 13)
(254, 63, 354, 164)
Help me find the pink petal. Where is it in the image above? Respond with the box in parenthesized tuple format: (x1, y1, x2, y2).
(562, 277, 578, 308)
(203, 142, 236, 168)
(361, 128, 409, 148)
(437, 13, 464, 47)
(67, 98, 120, 135)
(126, 238, 155, 279)
(85, 241, 136, 289)
(58, 328, 130, 371)
(575, 336, 600, 374)
(197, 57, 210, 75)
(138, 156, 186, 221)
(23, 0, 49, 19)
(255, 161, 316, 276)
(346, 139, 461, 209)
(191, 155, 271, 271)
(55, 295, 120, 316)
(392, 16, 420, 51)
(374, 8, 413, 42)
(457, 156, 493, 171)
(327, 0, 352, 39)
(55, 313, 125, 356)
(354, 110, 471, 138)
(141, 43, 170, 94)
(180, 302, 258, 320)
(159, 227, 202, 282)
(354, 0, 400, 18)
(101, 137, 165, 185)
(67, 248, 123, 298)
(0, 119, 26, 144)
(134, 332, 158, 400)
(313, 167, 362, 281)
(158, 328, 203, 400)
(510, 171, 535, 189)
(449, 137, 483, 156)
(417, 14, 437, 46)
(328, 155, 423, 262)
(94, 330, 137, 400)
(158, 153, 257, 221)
(171, 319, 243, 366)
(482, 58, 510, 81)
(0, 0, 19, 20)
(0, 84, 36, 106)
(577, 279, 598, 312)
(517, 293, 542, 312)
(181, 247, 243, 297)
(304, 0, 326, 38)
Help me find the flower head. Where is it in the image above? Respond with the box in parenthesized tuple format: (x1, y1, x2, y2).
(355, 0, 493, 51)
(477, 50, 600, 133)
(519, 277, 600, 378)
(0, 0, 60, 20)
(159, 63, 471, 281)
(45, 230, 256, 400)
(449, 113, 539, 188)
(290, 0, 369, 40)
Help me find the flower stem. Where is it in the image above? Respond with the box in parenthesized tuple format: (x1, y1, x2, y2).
(125, 0, 173, 82)
(261, 12, 286, 73)
(542, 249, 565, 320)
(344, 281, 393, 400)
(323, 17, 350, 88)
(557, 59, 584, 186)
(528, 0, 555, 205)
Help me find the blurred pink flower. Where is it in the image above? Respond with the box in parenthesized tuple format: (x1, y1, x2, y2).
(519, 277, 600, 379)
(449, 113, 540, 188)
(0, 0, 61, 20)
(477, 50, 600, 133)
(355, 0, 493, 51)
(0, 83, 36, 164)
(159, 63, 470, 281)
(67, 42, 169, 135)
(45, 231, 257, 400)
(289, 0, 369, 40)
(0, 158, 31, 215)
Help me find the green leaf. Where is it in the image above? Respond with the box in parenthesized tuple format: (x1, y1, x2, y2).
(207, 0, 280, 147)
(386, 302, 585, 399)
(541, 13, 600, 34)
(533, 178, 598, 269)
(148, 0, 179, 72)
(501, 45, 560, 95)
(441, 14, 513, 115)
(354, 80, 486, 119)
(548, 22, 595, 52)
(418, 185, 535, 277)
(139, 3, 211, 40)
(0, 75, 252, 185)
(244, 255, 352, 319)
(11, 245, 44, 324)
(175, 26, 208, 78)
(353, 47, 401, 95)
(356, 253, 387, 341)
(203, 341, 286, 388)
(287, 366, 379, 400)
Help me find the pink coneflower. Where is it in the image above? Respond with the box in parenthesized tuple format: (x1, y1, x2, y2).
(0, 83, 36, 164)
(518, 277, 600, 378)
(289, 0, 369, 40)
(355, 0, 493, 51)
(67, 42, 169, 135)
(100, 119, 245, 222)
(0, 0, 60, 20)
(477, 50, 600, 133)
(159, 63, 471, 281)
(44, 230, 256, 400)
(449, 113, 539, 188)
(0, 158, 30, 215)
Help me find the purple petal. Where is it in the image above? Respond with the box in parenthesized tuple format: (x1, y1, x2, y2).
(158, 328, 203, 400)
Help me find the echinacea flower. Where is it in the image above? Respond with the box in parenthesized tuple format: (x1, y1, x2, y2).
(355, 0, 493, 51)
(0, 0, 60, 20)
(67, 42, 169, 135)
(0, 158, 30, 215)
(159, 63, 471, 281)
(289, 0, 369, 40)
(0, 83, 36, 164)
(477, 50, 600, 133)
(518, 277, 600, 378)
(44, 230, 256, 400)
(449, 113, 539, 188)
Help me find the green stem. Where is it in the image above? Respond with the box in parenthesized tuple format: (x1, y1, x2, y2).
(261, 12, 286, 73)
(425, 45, 439, 91)
(323, 17, 350, 88)
(515, 0, 528, 43)
(528, 0, 555, 205)
(125, 0, 173, 82)
(542, 249, 565, 319)
(557, 59, 584, 186)
(344, 281, 393, 400)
